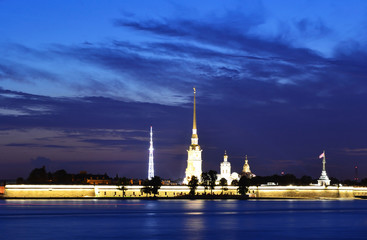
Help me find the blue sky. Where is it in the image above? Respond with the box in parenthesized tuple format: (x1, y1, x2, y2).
(1, 0, 367, 180)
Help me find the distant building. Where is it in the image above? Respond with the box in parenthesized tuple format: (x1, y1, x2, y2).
(75, 171, 112, 185)
(183, 88, 203, 184)
(162, 179, 177, 185)
(241, 155, 255, 178)
(86, 178, 112, 185)
(216, 151, 240, 184)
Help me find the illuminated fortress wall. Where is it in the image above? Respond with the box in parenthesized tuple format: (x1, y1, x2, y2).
(249, 186, 356, 199)
(3, 185, 238, 198)
(95, 186, 238, 198)
(4, 185, 95, 198)
(4, 185, 367, 199)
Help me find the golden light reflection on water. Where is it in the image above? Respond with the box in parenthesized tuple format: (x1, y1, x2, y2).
(183, 199, 205, 210)
(185, 212, 204, 215)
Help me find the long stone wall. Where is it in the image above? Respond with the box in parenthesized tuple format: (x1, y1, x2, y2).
(249, 185, 356, 199)
(3, 184, 367, 199)
(94, 185, 238, 198)
(4, 185, 95, 198)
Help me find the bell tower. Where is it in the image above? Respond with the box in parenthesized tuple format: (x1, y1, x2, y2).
(183, 88, 203, 184)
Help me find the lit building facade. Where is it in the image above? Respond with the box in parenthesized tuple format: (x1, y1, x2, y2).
(241, 155, 255, 178)
(216, 151, 240, 184)
(183, 88, 202, 184)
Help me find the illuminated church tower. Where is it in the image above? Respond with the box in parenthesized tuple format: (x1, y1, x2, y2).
(241, 155, 255, 178)
(220, 151, 231, 180)
(148, 126, 154, 180)
(183, 88, 202, 184)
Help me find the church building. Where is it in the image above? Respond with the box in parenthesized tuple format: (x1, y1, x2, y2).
(216, 151, 240, 184)
(183, 88, 202, 184)
(241, 155, 255, 178)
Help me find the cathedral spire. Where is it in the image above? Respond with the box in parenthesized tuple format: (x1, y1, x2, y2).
(184, 87, 202, 184)
(191, 87, 198, 146)
(193, 87, 197, 130)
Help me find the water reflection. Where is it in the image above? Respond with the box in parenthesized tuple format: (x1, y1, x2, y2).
(183, 199, 205, 211)
(183, 212, 205, 240)
(1, 199, 367, 240)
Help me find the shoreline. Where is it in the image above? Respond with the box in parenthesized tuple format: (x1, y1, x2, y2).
(1, 196, 364, 200)
(3, 184, 367, 199)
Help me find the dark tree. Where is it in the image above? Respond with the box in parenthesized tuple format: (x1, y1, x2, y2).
(117, 177, 130, 197)
(361, 178, 367, 186)
(188, 176, 199, 196)
(208, 170, 217, 194)
(16, 177, 25, 184)
(201, 172, 210, 194)
(27, 166, 48, 184)
(141, 180, 152, 197)
(219, 178, 228, 194)
(300, 175, 313, 186)
(231, 179, 239, 186)
(279, 174, 297, 185)
(342, 179, 358, 186)
(330, 177, 340, 185)
(150, 176, 162, 197)
(238, 176, 250, 196)
(53, 169, 72, 184)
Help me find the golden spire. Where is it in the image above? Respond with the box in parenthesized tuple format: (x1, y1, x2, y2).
(191, 87, 198, 145)
(193, 87, 196, 130)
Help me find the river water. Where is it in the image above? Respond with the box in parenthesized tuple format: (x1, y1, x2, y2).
(1, 199, 367, 239)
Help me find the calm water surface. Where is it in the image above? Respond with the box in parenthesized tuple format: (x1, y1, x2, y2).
(1, 199, 367, 239)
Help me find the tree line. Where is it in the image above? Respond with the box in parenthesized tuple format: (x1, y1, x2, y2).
(16, 166, 113, 184)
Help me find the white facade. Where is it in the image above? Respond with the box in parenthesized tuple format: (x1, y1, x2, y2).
(183, 88, 202, 184)
(220, 152, 231, 178)
(216, 151, 240, 185)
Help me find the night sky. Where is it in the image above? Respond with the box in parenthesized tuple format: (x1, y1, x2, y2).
(1, 0, 367, 180)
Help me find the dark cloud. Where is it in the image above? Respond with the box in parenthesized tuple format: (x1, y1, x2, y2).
(81, 139, 146, 147)
(295, 18, 332, 38)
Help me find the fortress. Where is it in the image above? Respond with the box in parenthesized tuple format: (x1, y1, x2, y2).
(1, 88, 366, 199)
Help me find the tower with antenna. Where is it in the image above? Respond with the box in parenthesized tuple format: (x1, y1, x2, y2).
(148, 126, 154, 180)
(354, 165, 359, 182)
